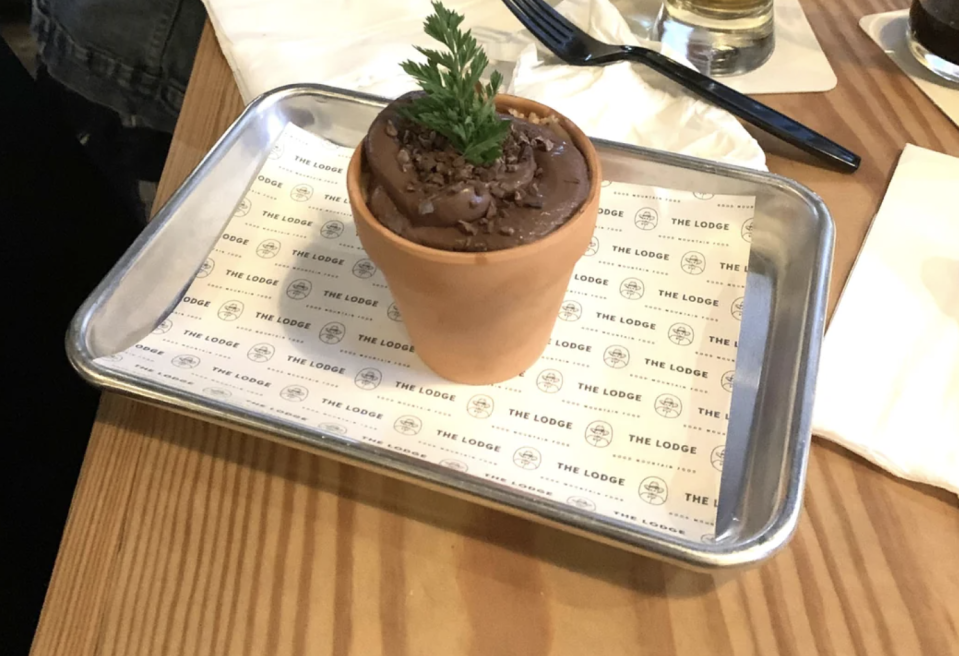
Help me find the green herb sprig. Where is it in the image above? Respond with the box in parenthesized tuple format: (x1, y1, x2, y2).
(399, 1, 510, 166)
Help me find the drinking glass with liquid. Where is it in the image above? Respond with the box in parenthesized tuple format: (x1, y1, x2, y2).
(655, 0, 774, 76)
(908, 0, 959, 83)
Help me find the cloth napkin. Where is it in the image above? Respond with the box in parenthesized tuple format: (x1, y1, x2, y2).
(812, 144, 959, 496)
(200, 0, 766, 169)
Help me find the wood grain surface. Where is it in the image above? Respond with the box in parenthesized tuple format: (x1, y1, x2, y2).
(31, 4, 959, 655)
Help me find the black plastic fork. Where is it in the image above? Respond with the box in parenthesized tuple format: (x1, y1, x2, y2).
(502, 0, 861, 172)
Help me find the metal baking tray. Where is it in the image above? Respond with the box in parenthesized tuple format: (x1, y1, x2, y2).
(67, 84, 833, 570)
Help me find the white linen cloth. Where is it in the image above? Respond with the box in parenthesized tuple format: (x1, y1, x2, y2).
(200, 0, 766, 169)
(813, 144, 959, 496)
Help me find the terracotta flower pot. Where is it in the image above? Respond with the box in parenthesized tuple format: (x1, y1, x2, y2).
(347, 94, 601, 385)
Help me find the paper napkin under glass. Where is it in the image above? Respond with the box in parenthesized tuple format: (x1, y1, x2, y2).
(200, 0, 765, 169)
(812, 144, 959, 496)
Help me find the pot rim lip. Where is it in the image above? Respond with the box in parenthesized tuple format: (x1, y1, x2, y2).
(347, 93, 602, 265)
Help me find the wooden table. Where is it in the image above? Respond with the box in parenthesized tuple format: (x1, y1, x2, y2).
(31, 1, 959, 653)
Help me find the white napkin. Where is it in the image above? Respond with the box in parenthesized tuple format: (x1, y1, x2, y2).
(812, 144, 959, 496)
(200, 0, 766, 169)
(508, 0, 766, 168)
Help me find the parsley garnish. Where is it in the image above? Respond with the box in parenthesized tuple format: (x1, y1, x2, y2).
(399, 1, 510, 166)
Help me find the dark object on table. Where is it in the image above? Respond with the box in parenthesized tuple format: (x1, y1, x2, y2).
(908, 0, 959, 82)
(0, 37, 140, 656)
(501, 0, 862, 172)
(911, 0, 959, 63)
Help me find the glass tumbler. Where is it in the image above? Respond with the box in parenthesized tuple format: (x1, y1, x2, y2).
(907, 0, 959, 83)
(655, 0, 775, 76)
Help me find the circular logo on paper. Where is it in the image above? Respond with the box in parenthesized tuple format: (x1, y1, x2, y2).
(693, 192, 714, 200)
(567, 496, 596, 511)
(654, 393, 683, 418)
(584, 420, 613, 448)
(513, 447, 542, 470)
(467, 394, 494, 419)
(152, 318, 172, 335)
(731, 297, 744, 321)
(536, 369, 563, 394)
(269, 142, 284, 160)
(290, 183, 313, 202)
(171, 354, 200, 369)
(634, 207, 658, 230)
(603, 345, 630, 369)
(558, 300, 582, 322)
(217, 300, 244, 322)
(601, 179, 612, 188)
(393, 415, 422, 436)
(710, 445, 726, 471)
(352, 259, 377, 279)
(681, 251, 706, 275)
(639, 476, 668, 505)
(741, 219, 754, 243)
(203, 387, 232, 399)
(247, 343, 275, 363)
(387, 303, 402, 322)
(285, 279, 312, 300)
(354, 367, 382, 390)
(619, 277, 645, 300)
(668, 322, 695, 346)
(701, 534, 716, 544)
(319, 423, 347, 435)
(585, 236, 599, 256)
(318, 321, 346, 345)
(196, 258, 215, 279)
(280, 384, 309, 402)
(320, 220, 345, 239)
(234, 197, 252, 217)
(721, 370, 735, 392)
(441, 459, 469, 472)
(103, 354, 123, 363)
(256, 239, 281, 259)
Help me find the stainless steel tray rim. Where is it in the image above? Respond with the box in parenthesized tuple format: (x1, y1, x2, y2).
(66, 83, 834, 571)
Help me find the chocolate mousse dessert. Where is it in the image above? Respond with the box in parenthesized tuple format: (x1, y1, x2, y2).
(347, 1, 600, 384)
(362, 3, 590, 252)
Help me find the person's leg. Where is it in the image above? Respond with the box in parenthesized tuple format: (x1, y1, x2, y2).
(29, 0, 206, 221)
(0, 37, 141, 655)
(33, 62, 172, 222)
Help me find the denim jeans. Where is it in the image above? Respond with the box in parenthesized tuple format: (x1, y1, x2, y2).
(31, 0, 206, 133)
